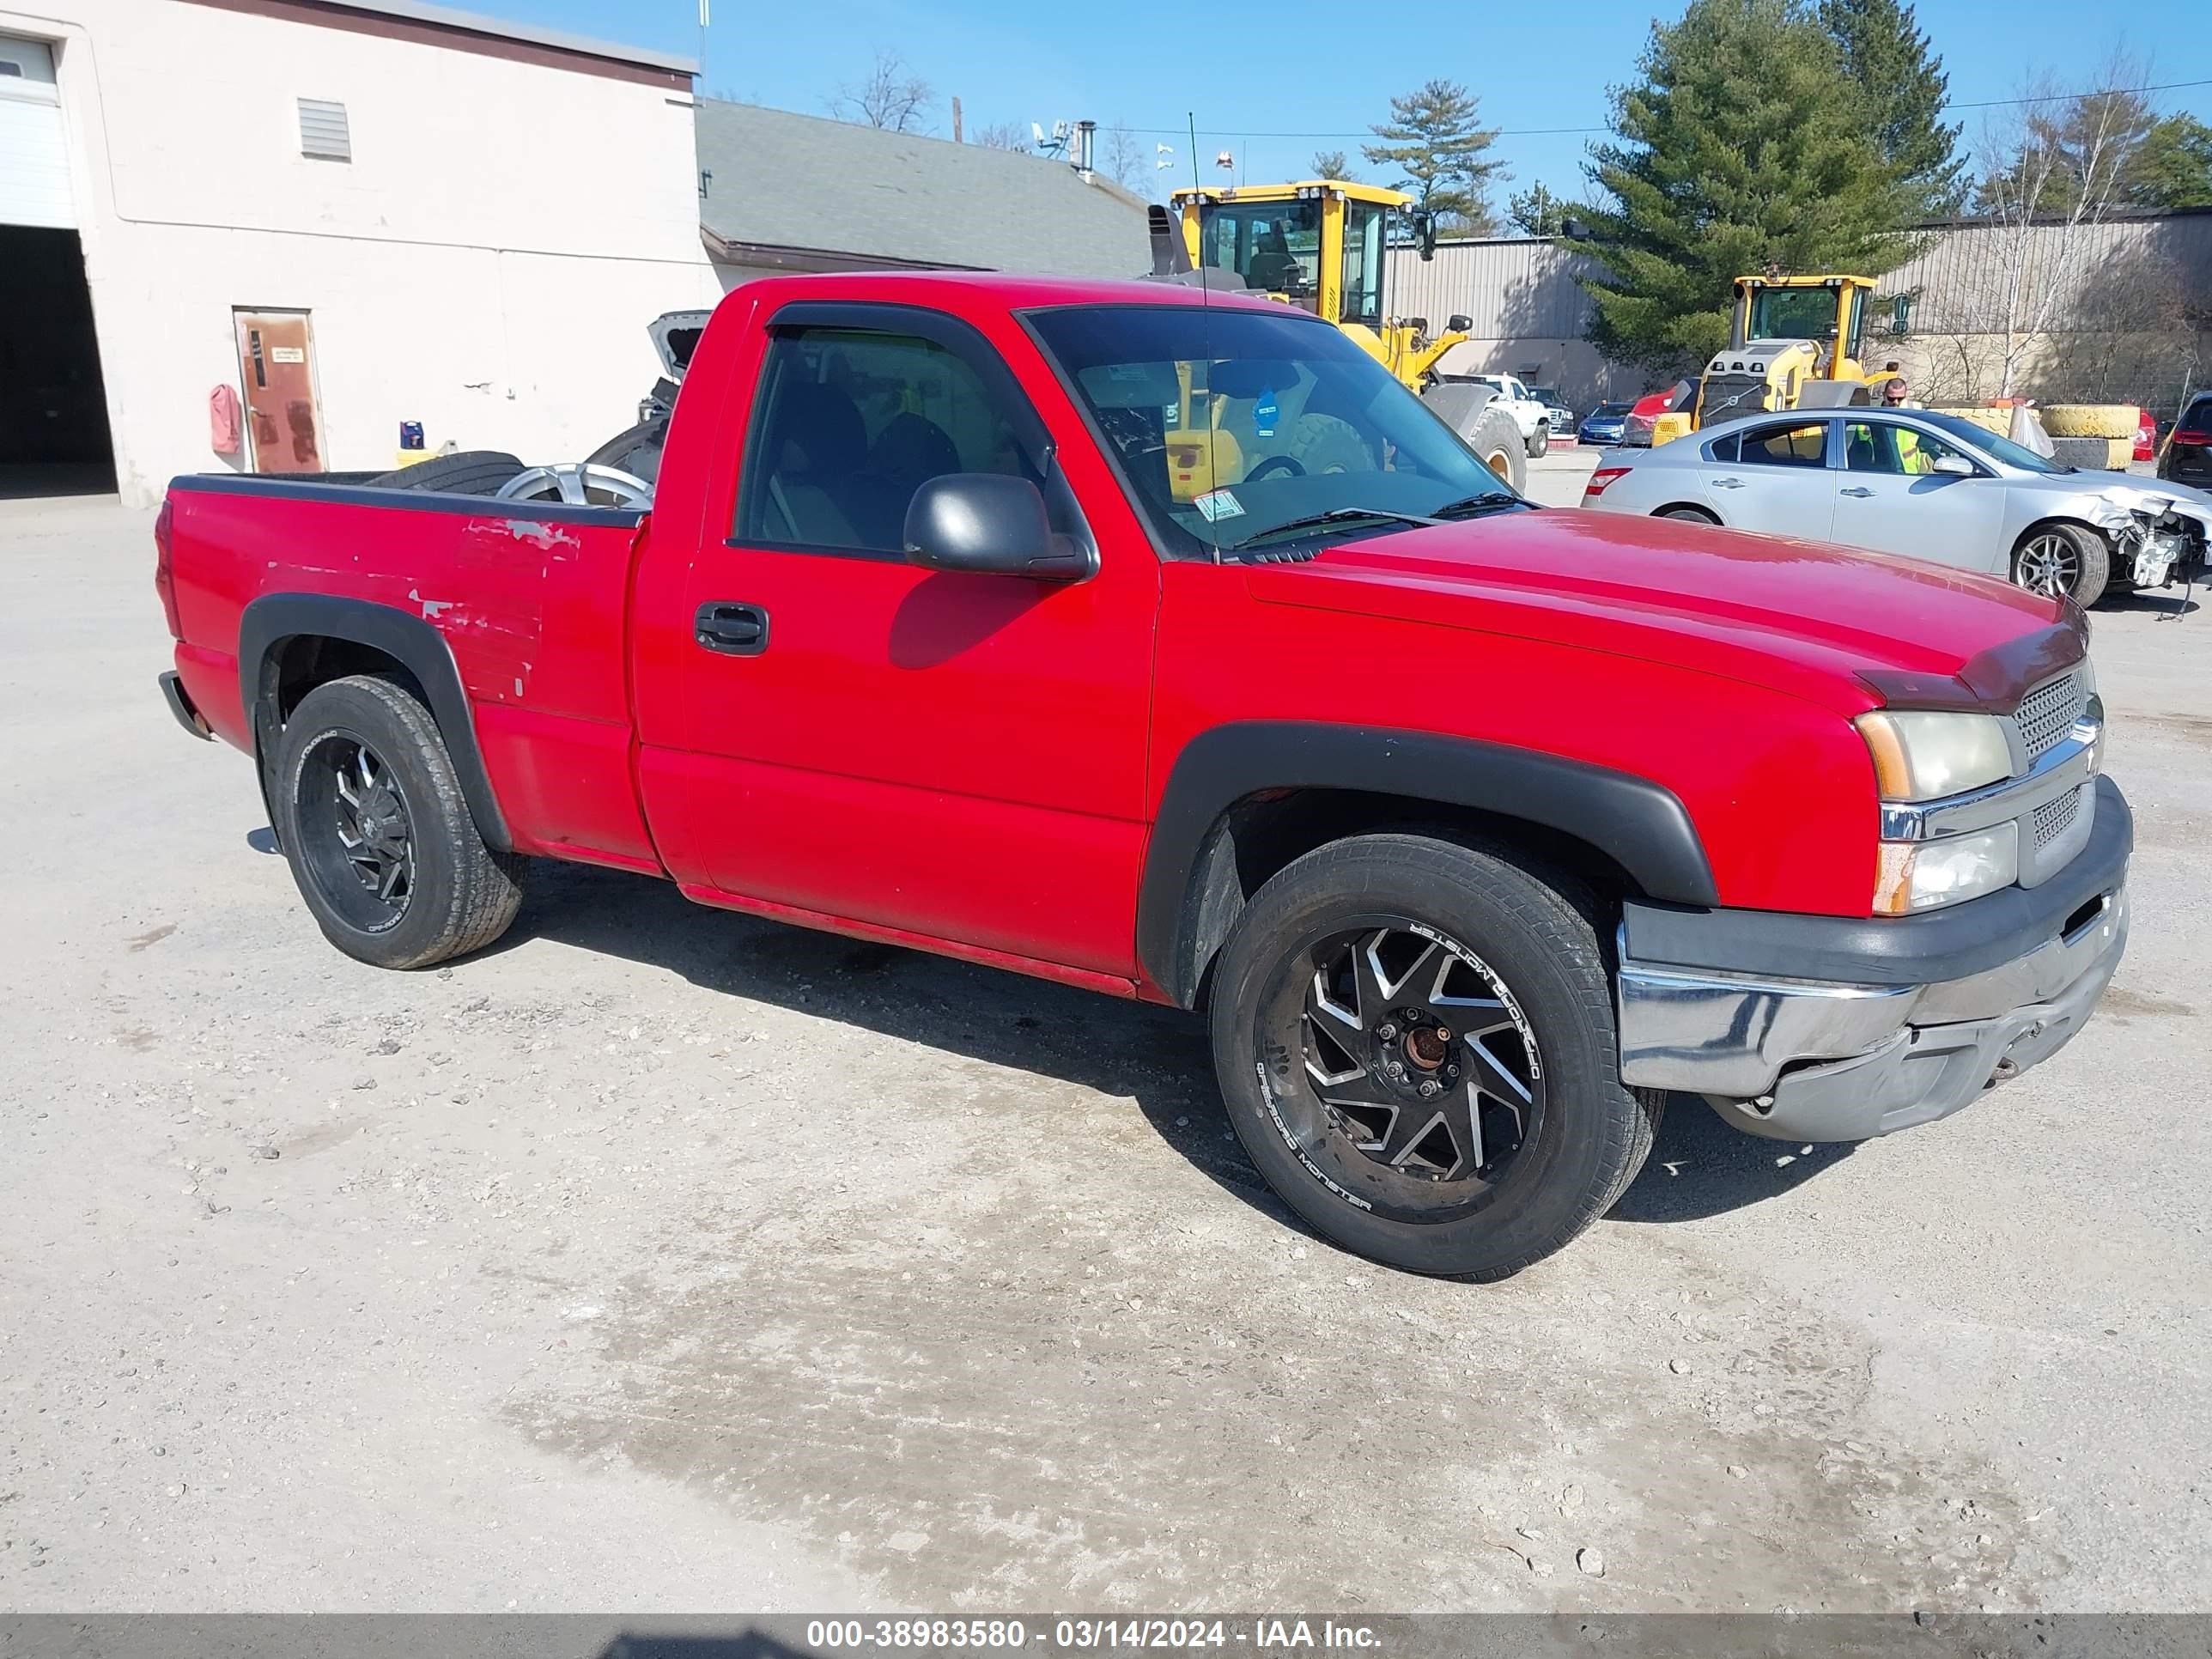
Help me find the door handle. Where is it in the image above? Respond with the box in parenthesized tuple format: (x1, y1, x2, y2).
(1840, 485, 1874, 497)
(696, 602, 769, 655)
(1711, 477, 1743, 489)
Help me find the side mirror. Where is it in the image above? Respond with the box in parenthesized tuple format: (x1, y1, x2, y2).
(1929, 453, 1975, 477)
(1444, 313, 1473, 336)
(903, 474, 1093, 581)
(1413, 210, 1437, 261)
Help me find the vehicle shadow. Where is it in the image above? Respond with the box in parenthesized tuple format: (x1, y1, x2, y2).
(495, 859, 1302, 1232)
(1610, 1097, 1856, 1222)
(489, 860, 1849, 1235)
(2099, 588, 2199, 618)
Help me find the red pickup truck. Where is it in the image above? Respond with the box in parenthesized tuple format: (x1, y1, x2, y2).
(156, 271, 2131, 1280)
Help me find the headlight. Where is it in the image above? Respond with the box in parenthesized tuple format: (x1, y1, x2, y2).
(1855, 710, 2014, 802)
(1874, 823, 2020, 914)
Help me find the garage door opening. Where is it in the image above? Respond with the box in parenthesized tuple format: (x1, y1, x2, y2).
(0, 225, 115, 498)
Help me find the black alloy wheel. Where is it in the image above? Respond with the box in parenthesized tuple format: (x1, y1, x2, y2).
(296, 732, 416, 931)
(1267, 920, 1542, 1224)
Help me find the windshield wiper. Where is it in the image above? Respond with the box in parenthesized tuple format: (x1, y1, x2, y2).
(1430, 490, 1528, 520)
(1229, 507, 1438, 552)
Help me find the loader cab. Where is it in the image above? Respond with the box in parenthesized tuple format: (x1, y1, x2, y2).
(1176, 183, 1406, 331)
(1731, 276, 1874, 374)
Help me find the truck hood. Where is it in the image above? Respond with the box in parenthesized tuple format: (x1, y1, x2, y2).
(1243, 507, 2074, 717)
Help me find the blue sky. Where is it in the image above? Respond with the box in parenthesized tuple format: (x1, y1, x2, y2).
(504, 0, 2208, 209)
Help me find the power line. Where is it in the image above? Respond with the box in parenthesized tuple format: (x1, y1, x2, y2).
(1116, 75, 2212, 144)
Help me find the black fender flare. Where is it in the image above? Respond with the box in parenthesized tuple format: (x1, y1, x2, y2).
(1135, 721, 1718, 1006)
(239, 592, 513, 851)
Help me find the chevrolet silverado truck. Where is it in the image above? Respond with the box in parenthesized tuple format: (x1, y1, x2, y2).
(155, 272, 2132, 1280)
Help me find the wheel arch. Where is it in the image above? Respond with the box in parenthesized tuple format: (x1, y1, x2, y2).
(1654, 502, 1721, 524)
(239, 593, 512, 852)
(1136, 723, 1719, 1009)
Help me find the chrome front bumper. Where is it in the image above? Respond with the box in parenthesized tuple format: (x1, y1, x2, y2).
(1615, 779, 2132, 1142)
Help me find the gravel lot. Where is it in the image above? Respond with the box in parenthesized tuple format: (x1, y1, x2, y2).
(2, 486, 2205, 1613)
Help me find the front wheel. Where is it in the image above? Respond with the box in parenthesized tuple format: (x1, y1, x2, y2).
(2013, 521, 2111, 608)
(273, 675, 525, 969)
(1527, 424, 1551, 459)
(1207, 834, 1655, 1279)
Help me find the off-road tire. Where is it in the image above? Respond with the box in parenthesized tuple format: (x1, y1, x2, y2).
(2039, 404, 2139, 441)
(1285, 412, 1377, 476)
(365, 450, 526, 495)
(274, 675, 525, 969)
(2013, 520, 2111, 608)
(1207, 833, 1653, 1279)
(1467, 405, 1528, 492)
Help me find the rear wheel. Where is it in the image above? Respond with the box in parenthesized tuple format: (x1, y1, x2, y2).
(2013, 521, 2110, 608)
(273, 676, 525, 969)
(1207, 834, 1655, 1279)
(1659, 505, 1719, 524)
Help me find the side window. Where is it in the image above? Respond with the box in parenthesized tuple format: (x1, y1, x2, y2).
(1888, 423, 1973, 477)
(1737, 421, 1829, 468)
(1707, 433, 1740, 464)
(736, 326, 1036, 556)
(1844, 422, 1902, 473)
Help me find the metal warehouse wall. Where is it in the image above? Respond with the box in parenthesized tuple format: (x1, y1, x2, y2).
(1388, 210, 2212, 411)
(1882, 211, 2212, 333)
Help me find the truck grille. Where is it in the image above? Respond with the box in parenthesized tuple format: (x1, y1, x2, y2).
(2012, 671, 2087, 762)
(2033, 785, 2085, 851)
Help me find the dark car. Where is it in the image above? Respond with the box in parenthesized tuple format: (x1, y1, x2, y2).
(1578, 401, 1632, 447)
(2160, 394, 2212, 489)
(1526, 386, 1576, 437)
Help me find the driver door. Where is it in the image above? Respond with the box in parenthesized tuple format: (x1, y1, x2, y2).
(640, 302, 1162, 977)
(1832, 418, 2008, 573)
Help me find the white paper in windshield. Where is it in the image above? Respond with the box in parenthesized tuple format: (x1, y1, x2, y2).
(1192, 488, 1245, 523)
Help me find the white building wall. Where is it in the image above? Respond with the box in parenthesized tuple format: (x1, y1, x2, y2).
(9, 0, 721, 505)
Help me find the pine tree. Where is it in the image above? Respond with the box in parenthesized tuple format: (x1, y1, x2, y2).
(1577, 0, 1925, 372)
(1818, 0, 1964, 218)
(1508, 182, 1568, 237)
(1363, 80, 1503, 234)
(2124, 114, 2212, 209)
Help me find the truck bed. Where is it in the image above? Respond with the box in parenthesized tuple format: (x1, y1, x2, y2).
(166, 473, 659, 869)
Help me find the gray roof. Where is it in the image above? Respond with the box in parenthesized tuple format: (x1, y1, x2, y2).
(696, 100, 1151, 277)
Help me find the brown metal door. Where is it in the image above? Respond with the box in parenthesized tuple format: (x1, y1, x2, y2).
(233, 311, 325, 474)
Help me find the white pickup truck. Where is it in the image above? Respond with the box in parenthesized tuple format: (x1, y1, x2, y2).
(1464, 374, 1554, 459)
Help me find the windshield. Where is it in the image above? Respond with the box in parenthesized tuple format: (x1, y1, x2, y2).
(1917, 410, 2069, 474)
(1747, 285, 1841, 343)
(1196, 199, 1323, 313)
(1029, 303, 1528, 559)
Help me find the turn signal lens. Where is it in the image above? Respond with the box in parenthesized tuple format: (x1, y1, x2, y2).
(1874, 824, 2020, 915)
(1856, 710, 2014, 803)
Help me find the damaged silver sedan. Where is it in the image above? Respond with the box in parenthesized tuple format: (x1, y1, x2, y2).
(1583, 407, 2212, 607)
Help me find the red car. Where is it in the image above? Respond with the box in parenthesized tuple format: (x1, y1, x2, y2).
(156, 271, 2130, 1279)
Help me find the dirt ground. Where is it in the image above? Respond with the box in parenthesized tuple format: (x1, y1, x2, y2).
(1, 487, 2206, 1613)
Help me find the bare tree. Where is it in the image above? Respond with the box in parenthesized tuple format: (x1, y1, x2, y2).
(2032, 240, 2202, 410)
(829, 49, 933, 133)
(1102, 120, 1143, 189)
(970, 121, 1028, 151)
(1963, 58, 2150, 397)
(1312, 149, 1354, 180)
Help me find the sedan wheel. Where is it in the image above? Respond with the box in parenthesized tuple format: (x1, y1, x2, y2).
(2013, 523, 2110, 607)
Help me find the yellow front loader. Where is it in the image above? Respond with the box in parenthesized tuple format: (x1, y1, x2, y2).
(1146, 183, 1528, 489)
(1650, 273, 1891, 445)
